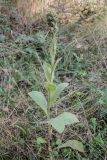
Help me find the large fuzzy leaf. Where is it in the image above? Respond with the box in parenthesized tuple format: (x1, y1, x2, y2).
(44, 82, 56, 92)
(48, 112, 79, 133)
(50, 83, 69, 104)
(28, 91, 47, 114)
(59, 140, 84, 153)
(36, 137, 46, 145)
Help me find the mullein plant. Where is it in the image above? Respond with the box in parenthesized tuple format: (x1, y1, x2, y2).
(28, 13, 84, 160)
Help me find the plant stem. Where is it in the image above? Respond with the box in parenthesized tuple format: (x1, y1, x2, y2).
(48, 124, 53, 160)
(47, 89, 53, 160)
(47, 25, 57, 160)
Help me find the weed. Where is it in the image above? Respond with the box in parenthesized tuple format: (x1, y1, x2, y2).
(28, 13, 84, 159)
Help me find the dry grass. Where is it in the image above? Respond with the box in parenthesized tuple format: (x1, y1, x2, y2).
(17, 0, 54, 23)
(17, 0, 105, 24)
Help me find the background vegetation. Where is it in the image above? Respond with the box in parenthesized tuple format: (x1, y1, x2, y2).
(0, 0, 107, 159)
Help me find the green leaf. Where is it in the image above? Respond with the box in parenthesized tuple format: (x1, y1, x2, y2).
(43, 61, 52, 82)
(59, 140, 84, 153)
(37, 137, 46, 145)
(55, 139, 62, 145)
(35, 31, 46, 44)
(50, 83, 69, 104)
(28, 91, 47, 114)
(90, 118, 97, 129)
(43, 59, 61, 83)
(14, 125, 27, 135)
(44, 82, 56, 92)
(25, 47, 35, 54)
(54, 58, 61, 68)
(101, 88, 107, 105)
(48, 112, 79, 133)
(0, 34, 6, 42)
(93, 134, 104, 145)
(50, 58, 61, 82)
